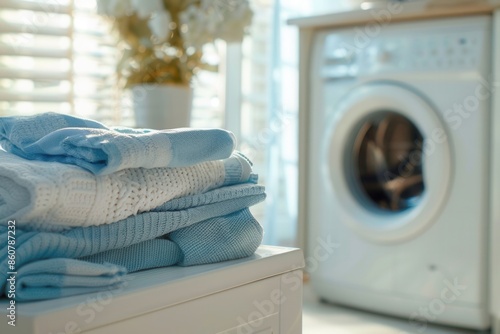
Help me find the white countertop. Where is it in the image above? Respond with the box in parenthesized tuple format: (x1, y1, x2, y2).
(288, 1, 500, 29)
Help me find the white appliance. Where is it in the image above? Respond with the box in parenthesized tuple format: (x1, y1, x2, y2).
(308, 16, 492, 330)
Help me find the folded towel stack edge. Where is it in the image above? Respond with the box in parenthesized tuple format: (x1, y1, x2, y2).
(0, 112, 265, 301)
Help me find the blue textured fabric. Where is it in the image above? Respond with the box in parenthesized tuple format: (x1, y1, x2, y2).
(0, 112, 236, 175)
(14, 260, 127, 301)
(0, 184, 265, 301)
(169, 209, 263, 266)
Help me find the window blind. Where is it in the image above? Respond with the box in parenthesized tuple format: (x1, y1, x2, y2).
(0, 0, 124, 124)
(0, 0, 227, 128)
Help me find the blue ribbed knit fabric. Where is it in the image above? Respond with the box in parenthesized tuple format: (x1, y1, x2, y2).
(169, 209, 263, 266)
(15, 260, 127, 300)
(0, 112, 236, 174)
(0, 184, 265, 301)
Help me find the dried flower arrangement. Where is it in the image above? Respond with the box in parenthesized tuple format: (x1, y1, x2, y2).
(97, 0, 253, 87)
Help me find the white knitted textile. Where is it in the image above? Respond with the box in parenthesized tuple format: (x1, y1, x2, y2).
(0, 151, 226, 231)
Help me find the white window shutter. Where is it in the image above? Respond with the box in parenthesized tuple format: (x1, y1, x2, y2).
(0, 0, 125, 124)
(0, 0, 228, 129)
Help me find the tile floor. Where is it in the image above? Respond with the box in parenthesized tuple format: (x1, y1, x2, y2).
(302, 284, 484, 334)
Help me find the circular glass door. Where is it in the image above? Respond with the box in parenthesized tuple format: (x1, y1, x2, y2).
(325, 83, 451, 243)
(352, 112, 424, 212)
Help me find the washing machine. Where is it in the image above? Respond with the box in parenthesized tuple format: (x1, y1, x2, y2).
(308, 16, 493, 330)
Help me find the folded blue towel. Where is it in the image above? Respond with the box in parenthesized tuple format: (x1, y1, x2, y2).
(14, 260, 128, 301)
(0, 184, 265, 301)
(0, 112, 236, 175)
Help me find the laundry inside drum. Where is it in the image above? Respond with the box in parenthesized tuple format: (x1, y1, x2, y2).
(352, 112, 425, 212)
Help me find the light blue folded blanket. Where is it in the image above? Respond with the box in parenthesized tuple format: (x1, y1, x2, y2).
(0, 184, 265, 301)
(0, 112, 236, 174)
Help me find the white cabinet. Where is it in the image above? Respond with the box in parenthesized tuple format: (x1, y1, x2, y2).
(0, 246, 304, 334)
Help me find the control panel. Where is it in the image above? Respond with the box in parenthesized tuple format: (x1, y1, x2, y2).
(321, 18, 490, 79)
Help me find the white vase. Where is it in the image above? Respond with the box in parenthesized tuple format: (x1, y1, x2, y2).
(132, 84, 193, 130)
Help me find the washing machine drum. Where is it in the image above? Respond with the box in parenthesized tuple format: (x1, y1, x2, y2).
(355, 112, 424, 212)
(326, 83, 452, 243)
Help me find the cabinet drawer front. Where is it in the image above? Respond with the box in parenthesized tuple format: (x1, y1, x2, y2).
(84, 276, 281, 334)
(218, 313, 278, 334)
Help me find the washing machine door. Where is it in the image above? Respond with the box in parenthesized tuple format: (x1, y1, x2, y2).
(326, 82, 452, 243)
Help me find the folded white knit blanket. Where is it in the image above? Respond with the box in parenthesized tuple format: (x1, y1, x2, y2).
(0, 150, 254, 231)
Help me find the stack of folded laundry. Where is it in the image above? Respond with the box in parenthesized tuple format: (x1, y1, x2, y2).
(0, 112, 265, 301)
